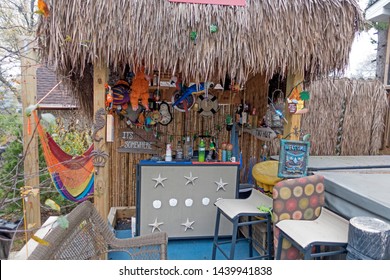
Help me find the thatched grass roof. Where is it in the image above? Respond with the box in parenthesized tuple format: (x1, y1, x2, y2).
(37, 0, 363, 111)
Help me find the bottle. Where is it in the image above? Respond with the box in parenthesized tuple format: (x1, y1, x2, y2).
(176, 141, 183, 160)
(260, 143, 269, 162)
(198, 138, 206, 162)
(242, 103, 248, 125)
(184, 136, 193, 160)
(165, 144, 172, 162)
(221, 142, 227, 162)
(153, 71, 159, 87)
(209, 140, 216, 160)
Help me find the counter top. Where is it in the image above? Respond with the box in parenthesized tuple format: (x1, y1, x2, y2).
(139, 160, 239, 165)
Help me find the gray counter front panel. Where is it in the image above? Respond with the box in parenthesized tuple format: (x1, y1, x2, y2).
(137, 165, 239, 238)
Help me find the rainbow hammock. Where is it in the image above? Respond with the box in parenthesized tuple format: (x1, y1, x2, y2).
(34, 111, 94, 202)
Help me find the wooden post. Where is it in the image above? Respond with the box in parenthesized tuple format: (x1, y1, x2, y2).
(93, 63, 110, 219)
(20, 38, 41, 233)
(383, 20, 390, 88)
(382, 20, 390, 148)
(283, 71, 304, 141)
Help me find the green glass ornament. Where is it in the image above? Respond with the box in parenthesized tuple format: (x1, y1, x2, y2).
(190, 31, 197, 41)
(210, 24, 218, 33)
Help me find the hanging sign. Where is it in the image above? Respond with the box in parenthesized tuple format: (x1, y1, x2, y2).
(248, 127, 277, 141)
(118, 128, 158, 154)
(278, 140, 310, 178)
(169, 0, 245, 6)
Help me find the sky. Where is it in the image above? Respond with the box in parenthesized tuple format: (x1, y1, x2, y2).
(346, 0, 377, 78)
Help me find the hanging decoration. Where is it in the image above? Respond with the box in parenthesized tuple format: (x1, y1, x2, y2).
(190, 31, 198, 45)
(130, 67, 150, 111)
(111, 80, 130, 106)
(197, 93, 218, 117)
(287, 82, 310, 115)
(91, 149, 109, 175)
(172, 82, 214, 112)
(209, 24, 218, 33)
(159, 101, 173, 125)
(92, 108, 106, 142)
(36, 0, 50, 17)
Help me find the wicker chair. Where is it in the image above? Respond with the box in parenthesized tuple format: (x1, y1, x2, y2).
(28, 201, 168, 260)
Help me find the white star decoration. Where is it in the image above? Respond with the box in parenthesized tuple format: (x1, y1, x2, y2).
(152, 173, 167, 188)
(148, 218, 164, 233)
(215, 178, 228, 192)
(184, 172, 198, 186)
(181, 218, 195, 231)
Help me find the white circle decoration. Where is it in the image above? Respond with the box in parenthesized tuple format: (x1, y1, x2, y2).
(153, 200, 162, 209)
(185, 199, 193, 207)
(202, 197, 210, 206)
(169, 198, 178, 207)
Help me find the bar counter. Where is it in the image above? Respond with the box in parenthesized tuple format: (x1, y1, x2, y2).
(136, 160, 240, 239)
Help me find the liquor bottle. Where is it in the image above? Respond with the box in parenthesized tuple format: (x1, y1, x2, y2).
(176, 141, 183, 160)
(198, 138, 206, 162)
(184, 136, 193, 160)
(209, 140, 216, 160)
(260, 143, 269, 162)
(165, 144, 172, 162)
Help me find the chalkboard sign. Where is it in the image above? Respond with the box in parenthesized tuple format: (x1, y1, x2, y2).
(118, 128, 158, 154)
(278, 139, 310, 178)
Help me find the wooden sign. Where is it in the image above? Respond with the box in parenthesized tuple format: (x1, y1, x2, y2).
(278, 139, 310, 178)
(248, 127, 277, 141)
(118, 128, 158, 154)
(169, 0, 245, 6)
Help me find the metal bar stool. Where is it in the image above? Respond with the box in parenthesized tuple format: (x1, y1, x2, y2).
(212, 189, 273, 260)
(275, 208, 349, 260)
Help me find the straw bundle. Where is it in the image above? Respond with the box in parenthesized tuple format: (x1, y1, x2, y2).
(37, 0, 362, 112)
(302, 78, 388, 155)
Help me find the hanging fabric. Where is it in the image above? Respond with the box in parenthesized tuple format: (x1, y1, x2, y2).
(33, 111, 94, 202)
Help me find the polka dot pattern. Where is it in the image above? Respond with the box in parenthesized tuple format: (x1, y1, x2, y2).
(273, 174, 325, 260)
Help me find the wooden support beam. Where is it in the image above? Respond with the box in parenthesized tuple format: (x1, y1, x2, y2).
(382, 19, 390, 148)
(383, 19, 390, 86)
(20, 38, 41, 233)
(283, 71, 304, 141)
(93, 63, 110, 220)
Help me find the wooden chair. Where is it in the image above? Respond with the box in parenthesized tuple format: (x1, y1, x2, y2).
(28, 201, 168, 260)
(273, 174, 349, 260)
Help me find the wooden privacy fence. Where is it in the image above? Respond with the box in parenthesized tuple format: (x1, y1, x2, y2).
(301, 78, 388, 155)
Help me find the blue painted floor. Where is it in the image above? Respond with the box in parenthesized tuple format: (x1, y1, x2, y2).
(168, 238, 260, 260)
(108, 230, 258, 260)
(109, 230, 261, 260)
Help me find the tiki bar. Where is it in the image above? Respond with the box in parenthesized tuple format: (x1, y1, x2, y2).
(10, 0, 390, 261)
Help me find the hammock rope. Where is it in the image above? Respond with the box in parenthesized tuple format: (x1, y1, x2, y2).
(33, 111, 94, 202)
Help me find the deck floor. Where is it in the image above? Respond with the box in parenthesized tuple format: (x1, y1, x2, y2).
(110, 230, 262, 260)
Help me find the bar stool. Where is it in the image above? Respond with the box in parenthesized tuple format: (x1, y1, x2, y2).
(211, 189, 273, 260)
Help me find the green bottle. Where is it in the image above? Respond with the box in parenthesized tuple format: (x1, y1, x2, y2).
(198, 138, 206, 162)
